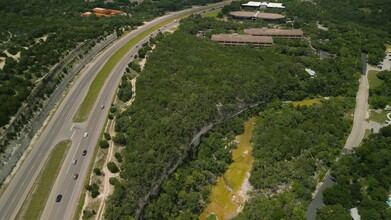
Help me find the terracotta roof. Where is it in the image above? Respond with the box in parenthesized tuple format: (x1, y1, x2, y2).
(229, 11, 285, 20)
(244, 28, 303, 36)
(211, 34, 273, 43)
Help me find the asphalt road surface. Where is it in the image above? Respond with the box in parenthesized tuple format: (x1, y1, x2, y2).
(0, 3, 226, 220)
(306, 65, 370, 220)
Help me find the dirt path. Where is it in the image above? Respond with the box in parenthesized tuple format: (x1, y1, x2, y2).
(95, 120, 118, 219)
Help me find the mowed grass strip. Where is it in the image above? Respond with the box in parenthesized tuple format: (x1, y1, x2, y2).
(368, 70, 382, 89)
(202, 9, 221, 17)
(73, 9, 207, 122)
(17, 140, 71, 220)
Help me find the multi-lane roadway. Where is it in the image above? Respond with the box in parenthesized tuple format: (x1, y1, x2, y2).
(0, 3, 226, 220)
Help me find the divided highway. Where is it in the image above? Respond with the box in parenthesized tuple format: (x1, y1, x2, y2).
(0, 3, 226, 220)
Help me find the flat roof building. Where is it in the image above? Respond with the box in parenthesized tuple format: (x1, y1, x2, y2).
(211, 34, 273, 47)
(242, 1, 285, 9)
(230, 11, 285, 21)
(244, 28, 303, 38)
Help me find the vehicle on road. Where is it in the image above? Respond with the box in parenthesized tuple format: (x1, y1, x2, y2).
(101, 105, 105, 109)
(82, 150, 87, 156)
(84, 132, 88, 138)
(73, 174, 79, 180)
(56, 194, 62, 202)
(72, 159, 77, 165)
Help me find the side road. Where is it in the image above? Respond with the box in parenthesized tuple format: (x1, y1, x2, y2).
(306, 61, 373, 219)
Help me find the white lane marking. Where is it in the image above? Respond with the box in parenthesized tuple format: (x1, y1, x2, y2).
(66, 143, 81, 176)
(70, 130, 76, 139)
(70, 123, 74, 131)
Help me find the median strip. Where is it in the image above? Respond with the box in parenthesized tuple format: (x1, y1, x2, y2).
(73, 9, 204, 122)
(16, 140, 71, 220)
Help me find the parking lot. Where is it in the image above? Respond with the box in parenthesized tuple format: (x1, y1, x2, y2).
(377, 53, 391, 71)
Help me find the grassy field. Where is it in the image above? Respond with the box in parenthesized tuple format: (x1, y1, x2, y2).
(368, 70, 382, 89)
(292, 98, 322, 106)
(200, 118, 255, 220)
(17, 140, 71, 220)
(386, 44, 391, 53)
(202, 9, 221, 17)
(73, 7, 214, 122)
(369, 110, 389, 124)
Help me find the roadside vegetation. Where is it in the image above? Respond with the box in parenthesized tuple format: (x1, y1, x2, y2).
(0, 0, 222, 152)
(16, 140, 71, 220)
(73, 8, 207, 122)
(369, 70, 391, 109)
(318, 126, 391, 219)
(105, 9, 363, 217)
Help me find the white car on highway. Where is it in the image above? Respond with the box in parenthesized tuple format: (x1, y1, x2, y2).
(83, 132, 88, 138)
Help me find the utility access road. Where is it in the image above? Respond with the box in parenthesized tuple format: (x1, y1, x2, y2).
(0, 3, 226, 220)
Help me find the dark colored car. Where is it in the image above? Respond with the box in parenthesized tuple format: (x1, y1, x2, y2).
(82, 150, 87, 156)
(56, 194, 62, 202)
(73, 174, 79, 180)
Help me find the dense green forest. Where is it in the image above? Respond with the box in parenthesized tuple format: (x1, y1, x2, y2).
(284, 0, 390, 65)
(317, 126, 391, 220)
(221, 0, 390, 65)
(235, 99, 353, 219)
(369, 70, 391, 109)
(104, 10, 363, 218)
(0, 0, 221, 127)
(141, 98, 353, 219)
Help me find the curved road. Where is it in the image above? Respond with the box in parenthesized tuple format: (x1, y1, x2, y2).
(306, 64, 370, 219)
(0, 3, 226, 220)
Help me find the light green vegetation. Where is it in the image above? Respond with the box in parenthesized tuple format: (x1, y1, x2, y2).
(73, 8, 210, 122)
(386, 44, 391, 53)
(200, 118, 255, 220)
(205, 214, 217, 220)
(369, 109, 389, 123)
(368, 70, 382, 89)
(202, 9, 221, 17)
(292, 98, 322, 106)
(17, 140, 71, 220)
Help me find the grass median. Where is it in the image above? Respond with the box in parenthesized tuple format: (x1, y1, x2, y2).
(73, 9, 206, 122)
(16, 140, 71, 220)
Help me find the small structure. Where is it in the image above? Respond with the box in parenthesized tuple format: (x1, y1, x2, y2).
(244, 28, 303, 39)
(305, 68, 316, 77)
(350, 208, 361, 220)
(211, 34, 273, 47)
(230, 11, 285, 21)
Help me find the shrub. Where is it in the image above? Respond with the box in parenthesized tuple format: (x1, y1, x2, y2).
(93, 168, 102, 176)
(115, 152, 123, 163)
(107, 161, 119, 173)
(99, 140, 109, 148)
